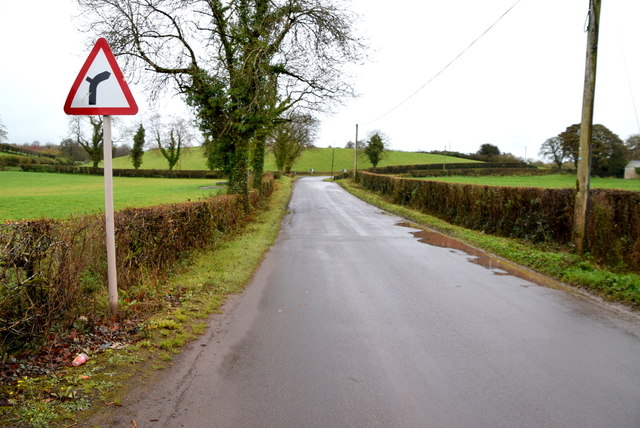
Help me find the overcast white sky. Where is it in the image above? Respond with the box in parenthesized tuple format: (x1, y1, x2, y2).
(1, 0, 639, 160)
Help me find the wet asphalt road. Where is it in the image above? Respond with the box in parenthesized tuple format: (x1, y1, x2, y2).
(107, 177, 640, 427)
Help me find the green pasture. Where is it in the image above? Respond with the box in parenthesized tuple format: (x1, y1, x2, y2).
(0, 152, 29, 161)
(98, 146, 476, 172)
(419, 174, 640, 191)
(0, 171, 225, 221)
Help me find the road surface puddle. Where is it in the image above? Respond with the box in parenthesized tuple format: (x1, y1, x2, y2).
(397, 222, 559, 288)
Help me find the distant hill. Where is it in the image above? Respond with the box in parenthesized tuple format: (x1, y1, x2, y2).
(99, 146, 478, 172)
(0, 143, 56, 159)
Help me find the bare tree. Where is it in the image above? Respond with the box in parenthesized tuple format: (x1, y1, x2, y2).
(152, 115, 193, 170)
(539, 136, 566, 170)
(0, 117, 7, 143)
(77, 0, 363, 206)
(70, 116, 104, 167)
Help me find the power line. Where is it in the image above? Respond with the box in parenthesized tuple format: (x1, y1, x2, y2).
(618, 39, 640, 134)
(363, 0, 525, 126)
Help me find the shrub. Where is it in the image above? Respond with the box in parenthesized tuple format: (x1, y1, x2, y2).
(0, 220, 97, 354)
(373, 162, 535, 175)
(0, 174, 274, 356)
(586, 190, 640, 268)
(408, 168, 553, 178)
(356, 172, 639, 271)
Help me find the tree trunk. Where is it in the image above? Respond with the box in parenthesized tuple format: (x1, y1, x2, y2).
(252, 134, 266, 191)
(230, 136, 250, 211)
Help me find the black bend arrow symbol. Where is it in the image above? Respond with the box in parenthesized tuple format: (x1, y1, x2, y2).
(86, 71, 111, 105)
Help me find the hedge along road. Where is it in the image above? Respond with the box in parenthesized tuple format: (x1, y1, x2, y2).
(98, 176, 640, 427)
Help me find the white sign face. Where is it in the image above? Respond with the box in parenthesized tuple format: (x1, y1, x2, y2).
(64, 38, 138, 115)
(68, 50, 130, 109)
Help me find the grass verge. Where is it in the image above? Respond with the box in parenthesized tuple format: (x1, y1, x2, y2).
(339, 179, 640, 309)
(0, 177, 293, 428)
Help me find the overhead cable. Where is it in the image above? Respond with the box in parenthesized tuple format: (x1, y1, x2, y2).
(363, 0, 525, 125)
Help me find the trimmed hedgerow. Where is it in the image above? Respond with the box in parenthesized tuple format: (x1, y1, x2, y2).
(356, 172, 639, 271)
(373, 162, 535, 175)
(586, 189, 640, 268)
(408, 168, 553, 178)
(0, 174, 274, 356)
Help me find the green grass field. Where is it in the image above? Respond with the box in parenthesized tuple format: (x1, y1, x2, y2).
(5, 149, 472, 220)
(419, 174, 640, 191)
(98, 146, 476, 172)
(0, 171, 225, 220)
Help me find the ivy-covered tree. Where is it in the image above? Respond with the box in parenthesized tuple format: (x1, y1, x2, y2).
(156, 130, 182, 170)
(269, 114, 317, 174)
(78, 0, 363, 208)
(362, 131, 387, 170)
(130, 124, 145, 170)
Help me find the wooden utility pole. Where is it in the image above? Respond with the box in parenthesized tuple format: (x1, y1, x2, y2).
(573, 0, 601, 254)
(353, 124, 359, 179)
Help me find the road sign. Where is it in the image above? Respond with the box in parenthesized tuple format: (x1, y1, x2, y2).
(63, 38, 139, 314)
(64, 38, 138, 115)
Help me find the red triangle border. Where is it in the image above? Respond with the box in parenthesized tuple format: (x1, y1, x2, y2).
(64, 38, 138, 115)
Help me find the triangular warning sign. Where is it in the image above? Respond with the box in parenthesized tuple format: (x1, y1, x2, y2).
(64, 38, 138, 115)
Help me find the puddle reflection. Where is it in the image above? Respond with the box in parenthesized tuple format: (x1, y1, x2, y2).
(397, 222, 554, 287)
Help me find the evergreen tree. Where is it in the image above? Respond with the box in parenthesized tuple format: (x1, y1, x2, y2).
(362, 132, 387, 170)
(130, 124, 145, 169)
(559, 123, 626, 176)
(626, 134, 640, 159)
